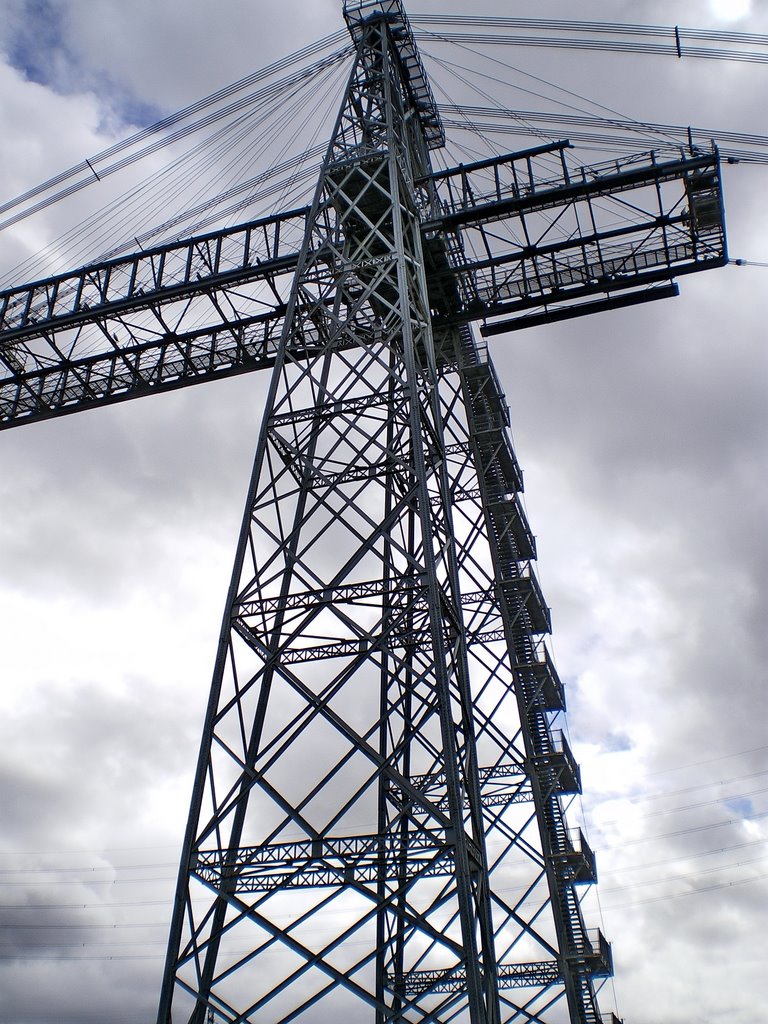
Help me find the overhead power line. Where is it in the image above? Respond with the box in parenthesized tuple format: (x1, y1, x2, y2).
(439, 105, 768, 165)
(418, 31, 768, 65)
(0, 36, 350, 234)
(412, 16, 768, 63)
(411, 16, 768, 46)
(602, 870, 768, 911)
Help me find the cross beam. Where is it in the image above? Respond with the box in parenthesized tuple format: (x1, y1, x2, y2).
(0, 146, 725, 430)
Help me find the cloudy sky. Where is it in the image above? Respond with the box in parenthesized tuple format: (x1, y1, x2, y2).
(0, 1, 767, 1023)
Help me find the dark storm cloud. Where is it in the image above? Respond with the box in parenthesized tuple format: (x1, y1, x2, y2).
(0, 674, 199, 845)
(0, 674, 188, 1022)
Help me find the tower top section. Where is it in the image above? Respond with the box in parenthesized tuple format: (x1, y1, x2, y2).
(343, 0, 445, 149)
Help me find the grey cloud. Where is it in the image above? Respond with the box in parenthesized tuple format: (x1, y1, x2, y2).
(1, 2, 767, 1023)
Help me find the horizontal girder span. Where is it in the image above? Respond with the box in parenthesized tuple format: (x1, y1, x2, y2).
(0, 146, 726, 430)
(389, 934, 612, 996)
(0, 312, 286, 426)
(427, 146, 726, 327)
(390, 959, 563, 994)
(0, 146, 723, 346)
(236, 576, 502, 618)
(0, 206, 307, 344)
(423, 146, 721, 231)
(194, 832, 461, 894)
(0, 143, 669, 345)
(191, 786, 591, 894)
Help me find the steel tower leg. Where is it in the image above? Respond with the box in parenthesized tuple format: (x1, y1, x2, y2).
(158, 8, 610, 1024)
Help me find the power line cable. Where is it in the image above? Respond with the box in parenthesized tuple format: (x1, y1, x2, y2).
(646, 744, 768, 776)
(593, 784, 768, 826)
(602, 870, 768, 911)
(438, 105, 768, 165)
(0, 44, 351, 237)
(603, 810, 768, 848)
(0, 32, 347, 222)
(418, 31, 682, 149)
(410, 16, 768, 48)
(417, 30, 768, 65)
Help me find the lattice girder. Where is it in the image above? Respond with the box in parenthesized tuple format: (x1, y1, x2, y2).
(159, 14, 501, 1023)
(0, 142, 725, 431)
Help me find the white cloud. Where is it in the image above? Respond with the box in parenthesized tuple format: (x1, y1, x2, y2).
(709, 0, 752, 21)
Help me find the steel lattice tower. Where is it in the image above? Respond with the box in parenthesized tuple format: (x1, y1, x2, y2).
(0, 2, 728, 1023)
(159, 7, 582, 1021)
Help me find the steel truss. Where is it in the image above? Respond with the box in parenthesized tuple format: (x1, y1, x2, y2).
(153, 5, 615, 1021)
(0, 2, 728, 1023)
(0, 132, 724, 430)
